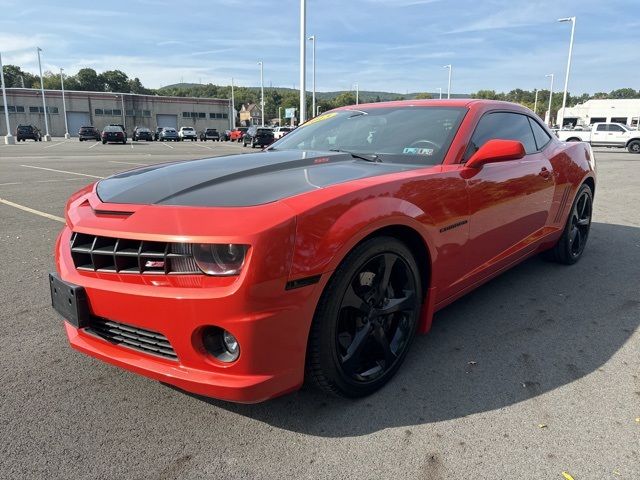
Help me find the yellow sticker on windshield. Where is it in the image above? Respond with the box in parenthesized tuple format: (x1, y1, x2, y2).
(300, 112, 338, 127)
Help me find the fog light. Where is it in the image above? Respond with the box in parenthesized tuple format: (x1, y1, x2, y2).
(202, 327, 240, 363)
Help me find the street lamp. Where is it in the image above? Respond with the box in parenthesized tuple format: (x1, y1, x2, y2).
(533, 88, 538, 115)
(354, 83, 359, 105)
(299, 0, 307, 124)
(258, 61, 264, 126)
(278, 106, 282, 126)
(437, 87, 442, 100)
(558, 16, 576, 129)
(230, 77, 236, 129)
(545, 73, 554, 126)
(60, 67, 69, 139)
(308, 35, 316, 117)
(443, 64, 452, 99)
(36, 47, 51, 141)
(0, 51, 15, 144)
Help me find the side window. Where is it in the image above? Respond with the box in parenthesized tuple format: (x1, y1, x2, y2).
(528, 117, 552, 150)
(609, 124, 625, 132)
(465, 112, 537, 160)
(596, 124, 608, 132)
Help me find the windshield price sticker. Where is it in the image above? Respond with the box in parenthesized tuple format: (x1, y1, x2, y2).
(403, 147, 434, 155)
(301, 112, 338, 127)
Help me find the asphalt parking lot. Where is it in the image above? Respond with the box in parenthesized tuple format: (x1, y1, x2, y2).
(0, 139, 638, 479)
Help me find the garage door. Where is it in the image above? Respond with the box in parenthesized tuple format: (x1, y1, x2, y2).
(67, 112, 91, 137)
(156, 114, 178, 129)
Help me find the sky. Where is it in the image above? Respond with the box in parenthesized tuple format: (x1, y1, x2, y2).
(1, 0, 639, 95)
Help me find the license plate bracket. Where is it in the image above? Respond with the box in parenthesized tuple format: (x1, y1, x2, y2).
(49, 272, 90, 328)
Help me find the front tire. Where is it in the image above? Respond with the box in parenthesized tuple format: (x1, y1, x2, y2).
(547, 184, 593, 264)
(628, 140, 640, 154)
(306, 236, 422, 398)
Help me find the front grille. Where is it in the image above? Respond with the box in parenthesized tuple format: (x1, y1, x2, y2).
(70, 232, 200, 275)
(86, 318, 177, 360)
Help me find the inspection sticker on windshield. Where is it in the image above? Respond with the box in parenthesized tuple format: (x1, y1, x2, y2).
(301, 112, 338, 127)
(403, 147, 434, 155)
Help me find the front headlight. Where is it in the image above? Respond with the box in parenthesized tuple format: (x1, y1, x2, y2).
(193, 244, 248, 276)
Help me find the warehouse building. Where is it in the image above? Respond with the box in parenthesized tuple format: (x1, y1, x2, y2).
(0, 88, 233, 137)
(558, 98, 640, 128)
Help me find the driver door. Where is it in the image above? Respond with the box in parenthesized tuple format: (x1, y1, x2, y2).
(459, 112, 555, 286)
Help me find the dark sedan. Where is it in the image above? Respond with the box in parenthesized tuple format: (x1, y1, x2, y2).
(242, 126, 274, 148)
(16, 125, 42, 142)
(78, 126, 100, 141)
(133, 127, 153, 141)
(159, 128, 179, 142)
(101, 125, 127, 144)
(200, 128, 220, 141)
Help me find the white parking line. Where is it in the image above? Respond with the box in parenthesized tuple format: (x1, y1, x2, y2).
(88, 142, 101, 149)
(159, 141, 174, 149)
(0, 178, 85, 187)
(43, 141, 68, 149)
(191, 142, 213, 150)
(0, 197, 64, 223)
(109, 161, 149, 166)
(20, 165, 104, 179)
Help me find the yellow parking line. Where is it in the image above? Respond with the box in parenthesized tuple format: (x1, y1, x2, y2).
(0, 197, 64, 223)
(20, 165, 104, 179)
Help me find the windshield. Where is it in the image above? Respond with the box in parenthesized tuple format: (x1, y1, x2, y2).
(271, 106, 466, 165)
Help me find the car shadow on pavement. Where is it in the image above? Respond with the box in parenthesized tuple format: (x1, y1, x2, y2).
(187, 222, 639, 437)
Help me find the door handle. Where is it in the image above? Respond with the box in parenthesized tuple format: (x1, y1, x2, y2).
(539, 167, 552, 180)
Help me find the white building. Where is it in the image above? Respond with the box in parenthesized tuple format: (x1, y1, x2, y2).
(558, 98, 640, 128)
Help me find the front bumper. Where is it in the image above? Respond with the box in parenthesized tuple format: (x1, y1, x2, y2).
(54, 206, 324, 402)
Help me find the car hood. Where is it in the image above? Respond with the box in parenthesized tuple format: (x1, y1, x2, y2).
(96, 150, 416, 207)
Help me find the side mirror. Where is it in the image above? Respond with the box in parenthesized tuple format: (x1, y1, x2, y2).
(466, 139, 526, 169)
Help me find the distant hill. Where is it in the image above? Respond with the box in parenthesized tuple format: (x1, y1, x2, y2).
(159, 83, 469, 101)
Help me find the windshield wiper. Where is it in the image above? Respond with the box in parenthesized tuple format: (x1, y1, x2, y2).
(330, 149, 381, 163)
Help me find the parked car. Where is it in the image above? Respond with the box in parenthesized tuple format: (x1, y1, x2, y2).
(16, 124, 42, 142)
(200, 128, 220, 142)
(154, 127, 164, 141)
(132, 127, 153, 141)
(50, 99, 596, 403)
(557, 122, 640, 153)
(159, 128, 179, 142)
(78, 126, 100, 141)
(101, 125, 126, 144)
(107, 124, 127, 141)
(220, 130, 231, 141)
(242, 126, 274, 148)
(229, 127, 248, 142)
(179, 126, 197, 141)
(273, 126, 293, 140)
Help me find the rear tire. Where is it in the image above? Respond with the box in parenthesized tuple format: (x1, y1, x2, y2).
(566, 137, 581, 142)
(628, 140, 640, 154)
(306, 236, 422, 398)
(546, 184, 593, 265)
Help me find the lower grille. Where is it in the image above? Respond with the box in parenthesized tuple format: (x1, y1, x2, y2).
(86, 318, 177, 360)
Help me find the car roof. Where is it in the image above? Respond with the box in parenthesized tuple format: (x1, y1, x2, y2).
(333, 98, 522, 111)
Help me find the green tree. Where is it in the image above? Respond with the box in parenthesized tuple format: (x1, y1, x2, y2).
(100, 70, 130, 92)
(2, 65, 37, 88)
(414, 92, 432, 99)
(75, 68, 102, 91)
(609, 88, 638, 99)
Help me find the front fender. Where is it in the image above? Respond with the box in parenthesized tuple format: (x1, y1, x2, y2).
(289, 195, 436, 279)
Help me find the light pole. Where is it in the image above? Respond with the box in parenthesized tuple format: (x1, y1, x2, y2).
(533, 88, 538, 115)
(258, 61, 264, 126)
(299, 0, 307, 124)
(316, 105, 321, 116)
(36, 47, 51, 141)
(1, 51, 15, 144)
(443, 64, 452, 99)
(278, 106, 282, 126)
(558, 16, 576, 129)
(121, 94, 126, 132)
(308, 35, 316, 117)
(354, 83, 359, 105)
(438, 87, 442, 99)
(231, 77, 235, 129)
(60, 67, 69, 139)
(545, 73, 554, 126)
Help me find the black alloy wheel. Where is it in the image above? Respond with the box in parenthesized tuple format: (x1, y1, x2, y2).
(547, 183, 593, 264)
(307, 236, 422, 398)
(628, 140, 640, 154)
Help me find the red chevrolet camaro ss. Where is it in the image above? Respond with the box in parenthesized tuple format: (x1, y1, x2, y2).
(50, 100, 596, 403)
